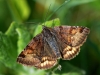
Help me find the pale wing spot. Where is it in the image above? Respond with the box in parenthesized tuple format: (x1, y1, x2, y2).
(72, 47, 77, 52)
(66, 51, 70, 56)
(68, 51, 72, 55)
(71, 50, 75, 54)
(63, 46, 72, 54)
(67, 51, 73, 57)
(43, 61, 46, 66)
(67, 46, 71, 50)
(64, 46, 71, 51)
(49, 61, 53, 65)
(45, 60, 49, 65)
(42, 57, 48, 61)
(41, 63, 44, 67)
(62, 46, 80, 60)
(63, 54, 69, 59)
(36, 60, 57, 69)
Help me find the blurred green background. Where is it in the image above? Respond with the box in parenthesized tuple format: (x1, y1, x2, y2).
(0, 0, 100, 75)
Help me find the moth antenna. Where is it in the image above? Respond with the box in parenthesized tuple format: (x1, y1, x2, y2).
(47, 0, 70, 21)
(42, 4, 52, 27)
(24, 22, 36, 24)
(42, 0, 70, 27)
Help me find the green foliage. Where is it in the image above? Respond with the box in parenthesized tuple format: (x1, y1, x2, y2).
(0, 32, 16, 68)
(34, 18, 60, 36)
(0, 0, 100, 75)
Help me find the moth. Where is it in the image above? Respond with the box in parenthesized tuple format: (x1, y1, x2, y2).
(17, 25, 90, 69)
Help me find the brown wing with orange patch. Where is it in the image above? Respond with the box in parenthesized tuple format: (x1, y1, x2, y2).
(17, 34, 57, 69)
(54, 26, 90, 60)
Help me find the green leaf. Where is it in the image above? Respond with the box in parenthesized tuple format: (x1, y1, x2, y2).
(34, 18, 61, 36)
(0, 22, 31, 69)
(0, 32, 17, 68)
(5, 22, 19, 51)
(16, 27, 31, 54)
(5, 22, 18, 36)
